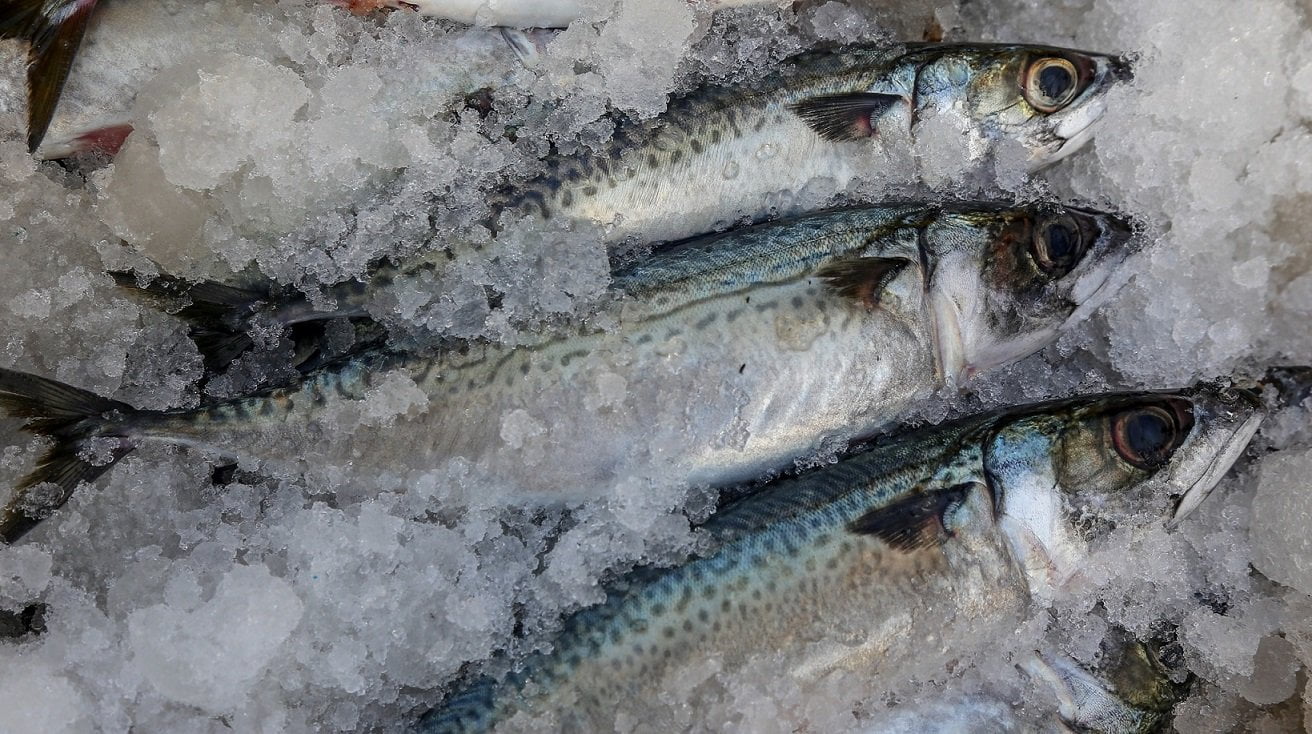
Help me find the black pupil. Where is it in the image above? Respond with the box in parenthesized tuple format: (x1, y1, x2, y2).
(1038, 64, 1074, 100)
(1045, 223, 1077, 262)
(1126, 411, 1173, 459)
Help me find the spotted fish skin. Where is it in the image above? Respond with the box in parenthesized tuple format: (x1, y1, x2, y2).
(414, 381, 1261, 732)
(419, 413, 1025, 733)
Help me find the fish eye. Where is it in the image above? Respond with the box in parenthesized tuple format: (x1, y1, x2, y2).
(1023, 57, 1080, 113)
(1030, 215, 1086, 277)
(1111, 406, 1182, 470)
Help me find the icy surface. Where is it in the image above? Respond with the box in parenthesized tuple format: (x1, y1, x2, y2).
(0, 0, 1310, 731)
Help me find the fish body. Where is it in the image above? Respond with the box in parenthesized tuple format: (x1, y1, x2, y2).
(66, 202, 1126, 505)
(415, 381, 1263, 732)
(493, 43, 1130, 245)
(3, 201, 1133, 540)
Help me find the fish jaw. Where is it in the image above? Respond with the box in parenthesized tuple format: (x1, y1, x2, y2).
(1168, 408, 1263, 527)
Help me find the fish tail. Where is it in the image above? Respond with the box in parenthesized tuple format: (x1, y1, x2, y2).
(415, 676, 501, 734)
(0, 367, 139, 543)
(0, 0, 101, 153)
(109, 270, 268, 374)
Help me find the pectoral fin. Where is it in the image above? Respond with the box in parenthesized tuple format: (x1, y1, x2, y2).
(788, 92, 901, 142)
(816, 256, 910, 309)
(0, 0, 101, 153)
(846, 483, 974, 551)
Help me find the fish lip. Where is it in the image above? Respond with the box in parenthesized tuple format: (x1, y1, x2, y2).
(1167, 410, 1264, 527)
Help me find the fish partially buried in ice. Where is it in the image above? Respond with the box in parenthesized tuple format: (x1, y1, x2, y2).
(488, 42, 1133, 245)
(414, 380, 1260, 733)
(1, 201, 1135, 541)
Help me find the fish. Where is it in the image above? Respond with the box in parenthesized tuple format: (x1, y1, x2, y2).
(7, 201, 1134, 537)
(332, 0, 781, 28)
(411, 379, 1263, 732)
(1020, 627, 1189, 734)
(484, 42, 1132, 246)
(866, 625, 1189, 734)
(7, 200, 1137, 542)
(0, 0, 101, 153)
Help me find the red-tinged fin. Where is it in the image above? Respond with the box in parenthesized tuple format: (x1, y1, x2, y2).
(816, 256, 910, 309)
(788, 92, 901, 142)
(0, 0, 101, 153)
(0, 367, 138, 543)
(846, 483, 973, 551)
(37, 121, 133, 160)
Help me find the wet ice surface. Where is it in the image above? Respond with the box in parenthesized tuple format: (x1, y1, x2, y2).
(0, 0, 1310, 731)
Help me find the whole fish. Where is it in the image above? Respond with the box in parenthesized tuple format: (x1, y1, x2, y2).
(3, 201, 1134, 541)
(413, 379, 1264, 732)
(333, 0, 779, 27)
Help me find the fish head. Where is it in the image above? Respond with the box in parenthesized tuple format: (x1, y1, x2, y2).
(908, 44, 1132, 168)
(923, 203, 1137, 386)
(980, 382, 1264, 600)
(1024, 626, 1188, 734)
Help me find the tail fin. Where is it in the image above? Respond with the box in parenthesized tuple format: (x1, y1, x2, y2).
(110, 270, 268, 374)
(0, 0, 101, 153)
(0, 368, 136, 543)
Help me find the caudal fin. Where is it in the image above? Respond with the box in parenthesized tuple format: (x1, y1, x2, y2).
(0, 368, 136, 543)
(0, 0, 101, 153)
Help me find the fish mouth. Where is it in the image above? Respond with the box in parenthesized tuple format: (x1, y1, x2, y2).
(1036, 96, 1108, 168)
(1168, 410, 1264, 527)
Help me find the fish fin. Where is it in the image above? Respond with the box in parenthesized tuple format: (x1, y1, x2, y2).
(0, 0, 101, 153)
(0, 367, 138, 543)
(110, 270, 268, 373)
(37, 121, 133, 160)
(816, 256, 910, 308)
(846, 483, 973, 551)
(788, 92, 901, 142)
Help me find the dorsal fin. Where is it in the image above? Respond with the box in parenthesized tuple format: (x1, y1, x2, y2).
(847, 483, 974, 551)
(0, 0, 101, 153)
(788, 92, 901, 142)
(816, 256, 910, 309)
